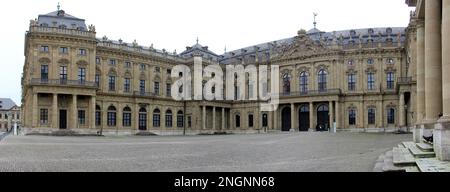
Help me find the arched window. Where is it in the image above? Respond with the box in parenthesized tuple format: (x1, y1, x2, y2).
(299, 72, 308, 94)
(177, 111, 184, 128)
(387, 108, 395, 124)
(123, 107, 132, 127)
(348, 108, 356, 125)
(300, 105, 309, 113)
(318, 105, 329, 112)
(248, 114, 254, 127)
(165, 110, 173, 128)
(282, 73, 291, 95)
(95, 105, 101, 126)
(318, 69, 327, 92)
(107, 106, 117, 127)
(153, 109, 161, 127)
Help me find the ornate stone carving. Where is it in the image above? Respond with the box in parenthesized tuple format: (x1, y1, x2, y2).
(274, 31, 330, 60)
(88, 24, 96, 32)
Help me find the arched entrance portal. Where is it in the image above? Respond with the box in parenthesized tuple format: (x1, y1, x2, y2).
(298, 105, 309, 131)
(316, 104, 329, 131)
(281, 107, 291, 132)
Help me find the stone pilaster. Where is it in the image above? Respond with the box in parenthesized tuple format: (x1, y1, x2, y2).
(291, 103, 295, 131)
(399, 93, 406, 127)
(202, 105, 206, 130)
(329, 101, 334, 130)
(90, 96, 96, 129)
(32, 93, 38, 128)
(335, 101, 340, 129)
(71, 95, 77, 129)
(424, 0, 443, 124)
(52, 94, 58, 129)
(222, 108, 225, 130)
(212, 106, 216, 130)
(309, 102, 314, 131)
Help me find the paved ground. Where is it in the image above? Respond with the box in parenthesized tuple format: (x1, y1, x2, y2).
(0, 132, 411, 172)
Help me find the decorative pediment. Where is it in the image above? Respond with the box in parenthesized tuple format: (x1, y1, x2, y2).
(274, 31, 330, 60)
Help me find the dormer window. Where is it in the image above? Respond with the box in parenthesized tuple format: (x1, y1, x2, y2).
(40, 23, 49, 27)
(386, 28, 393, 34)
(59, 25, 67, 29)
(368, 28, 374, 35)
(350, 30, 357, 36)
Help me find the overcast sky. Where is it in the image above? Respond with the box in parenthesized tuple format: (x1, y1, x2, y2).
(0, 0, 414, 105)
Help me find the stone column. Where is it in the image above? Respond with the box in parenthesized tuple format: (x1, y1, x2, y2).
(416, 20, 426, 124)
(222, 108, 225, 130)
(90, 96, 96, 129)
(441, 0, 450, 122)
(71, 95, 77, 129)
(424, 0, 443, 124)
(291, 103, 295, 131)
(399, 93, 406, 127)
(32, 93, 38, 128)
(212, 106, 216, 130)
(202, 105, 206, 130)
(52, 94, 58, 129)
(309, 102, 315, 131)
(434, 0, 450, 161)
(329, 101, 334, 130)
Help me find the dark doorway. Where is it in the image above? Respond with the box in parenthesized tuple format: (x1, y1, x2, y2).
(59, 110, 67, 129)
(316, 105, 329, 131)
(299, 105, 310, 131)
(281, 107, 291, 131)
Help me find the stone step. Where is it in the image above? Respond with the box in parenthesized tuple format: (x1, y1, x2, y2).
(403, 142, 436, 158)
(382, 150, 406, 172)
(393, 147, 416, 166)
(405, 166, 420, 172)
(416, 158, 450, 172)
(416, 143, 434, 152)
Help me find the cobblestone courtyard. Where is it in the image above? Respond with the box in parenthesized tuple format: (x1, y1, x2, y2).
(0, 133, 410, 172)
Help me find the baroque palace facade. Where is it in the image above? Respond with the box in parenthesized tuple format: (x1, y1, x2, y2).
(22, 6, 417, 136)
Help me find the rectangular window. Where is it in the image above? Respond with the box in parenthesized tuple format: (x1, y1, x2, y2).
(78, 110, 86, 125)
(123, 113, 131, 127)
(59, 66, 67, 84)
(59, 47, 68, 54)
(96, 57, 101, 65)
(154, 82, 160, 95)
(349, 109, 356, 125)
(40, 46, 49, 53)
(124, 78, 131, 93)
(16, 114, 20, 120)
(236, 115, 241, 128)
(348, 74, 356, 91)
(95, 74, 100, 87)
(140, 64, 146, 70)
(167, 69, 172, 74)
(155, 67, 160, 73)
(188, 116, 192, 127)
(368, 108, 376, 125)
(125, 62, 131, 68)
(248, 114, 254, 127)
(140, 80, 146, 94)
(367, 73, 375, 90)
(78, 49, 87, 56)
(109, 59, 116, 65)
(387, 108, 395, 124)
(40, 109, 49, 124)
(387, 72, 395, 90)
(166, 83, 171, 97)
(78, 68, 86, 84)
(41, 65, 49, 81)
(109, 76, 116, 91)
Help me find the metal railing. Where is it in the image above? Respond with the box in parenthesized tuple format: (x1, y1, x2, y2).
(280, 89, 342, 97)
(31, 78, 98, 88)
